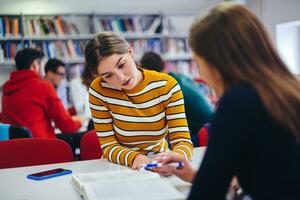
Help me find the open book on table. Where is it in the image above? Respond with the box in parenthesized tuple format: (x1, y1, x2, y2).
(71, 169, 185, 200)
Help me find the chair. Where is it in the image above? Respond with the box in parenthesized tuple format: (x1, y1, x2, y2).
(0, 138, 74, 169)
(80, 130, 102, 160)
(198, 123, 210, 147)
(0, 124, 32, 141)
(87, 118, 95, 131)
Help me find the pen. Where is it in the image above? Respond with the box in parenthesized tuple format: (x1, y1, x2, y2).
(142, 161, 184, 170)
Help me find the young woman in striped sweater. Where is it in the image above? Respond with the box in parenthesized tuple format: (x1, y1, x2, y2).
(84, 32, 193, 169)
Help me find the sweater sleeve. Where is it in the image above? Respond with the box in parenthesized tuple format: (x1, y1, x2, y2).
(89, 86, 141, 167)
(165, 77, 193, 160)
(44, 83, 82, 133)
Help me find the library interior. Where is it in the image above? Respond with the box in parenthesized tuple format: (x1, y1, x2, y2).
(0, 0, 300, 200)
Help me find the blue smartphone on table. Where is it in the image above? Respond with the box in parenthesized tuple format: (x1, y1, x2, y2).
(27, 168, 72, 181)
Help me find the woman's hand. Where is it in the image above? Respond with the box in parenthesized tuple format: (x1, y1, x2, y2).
(151, 152, 196, 183)
(132, 154, 151, 170)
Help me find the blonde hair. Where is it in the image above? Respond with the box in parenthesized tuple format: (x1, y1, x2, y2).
(85, 31, 130, 74)
(189, 2, 300, 140)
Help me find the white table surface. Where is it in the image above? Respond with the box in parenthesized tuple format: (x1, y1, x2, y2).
(0, 147, 206, 200)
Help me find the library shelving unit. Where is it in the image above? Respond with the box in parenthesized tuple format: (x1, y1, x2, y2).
(22, 14, 93, 69)
(0, 12, 199, 86)
(0, 14, 23, 67)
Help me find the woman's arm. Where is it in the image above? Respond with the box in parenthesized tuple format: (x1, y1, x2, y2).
(164, 78, 193, 160)
(89, 87, 148, 168)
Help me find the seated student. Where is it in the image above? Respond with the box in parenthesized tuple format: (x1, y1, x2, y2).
(85, 32, 193, 169)
(69, 66, 97, 119)
(140, 51, 214, 146)
(69, 66, 98, 132)
(153, 3, 300, 200)
(44, 58, 69, 108)
(1, 48, 82, 138)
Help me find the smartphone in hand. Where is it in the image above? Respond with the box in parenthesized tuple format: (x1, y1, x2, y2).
(27, 168, 72, 181)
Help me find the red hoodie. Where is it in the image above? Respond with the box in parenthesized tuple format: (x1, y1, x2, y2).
(1, 70, 82, 138)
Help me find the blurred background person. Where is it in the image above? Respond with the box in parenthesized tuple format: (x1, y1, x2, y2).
(69, 66, 97, 131)
(1, 48, 82, 138)
(44, 58, 69, 109)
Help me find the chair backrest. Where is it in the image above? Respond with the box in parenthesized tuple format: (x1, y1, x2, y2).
(80, 130, 102, 160)
(0, 124, 10, 140)
(0, 138, 74, 169)
(9, 125, 32, 139)
(87, 118, 94, 131)
(0, 124, 32, 141)
(198, 123, 210, 147)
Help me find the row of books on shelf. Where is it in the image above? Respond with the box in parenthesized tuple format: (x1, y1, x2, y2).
(128, 38, 191, 60)
(0, 17, 21, 37)
(28, 40, 86, 60)
(129, 38, 190, 56)
(165, 38, 190, 55)
(0, 40, 85, 63)
(0, 14, 190, 38)
(23, 16, 80, 36)
(0, 39, 191, 64)
(0, 15, 163, 37)
(129, 39, 162, 59)
(93, 16, 162, 34)
(165, 60, 199, 79)
(0, 42, 22, 62)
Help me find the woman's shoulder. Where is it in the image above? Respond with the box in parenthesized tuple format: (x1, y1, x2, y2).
(89, 77, 118, 91)
(89, 77, 109, 93)
(90, 76, 101, 87)
(224, 84, 257, 98)
(219, 84, 262, 111)
(143, 70, 178, 91)
(144, 69, 176, 82)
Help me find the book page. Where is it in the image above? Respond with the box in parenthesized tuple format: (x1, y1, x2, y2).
(71, 170, 185, 200)
(83, 177, 184, 200)
(72, 170, 159, 185)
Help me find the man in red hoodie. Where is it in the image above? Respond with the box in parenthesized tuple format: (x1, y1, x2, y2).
(1, 48, 82, 138)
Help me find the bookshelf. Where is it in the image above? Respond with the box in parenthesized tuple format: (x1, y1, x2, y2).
(0, 14, 22, 66)
(0, 12, 198, 86)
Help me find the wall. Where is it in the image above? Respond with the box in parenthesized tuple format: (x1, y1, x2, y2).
(276, 22, 300, 74)
(0, 0, 222, 14)
(266, 0, 300, 74)
(246, 0, 300, 40)
(246, 0, 300, 74)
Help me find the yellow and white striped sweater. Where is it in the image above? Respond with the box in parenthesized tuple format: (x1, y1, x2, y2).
(89, 69, 193, 167)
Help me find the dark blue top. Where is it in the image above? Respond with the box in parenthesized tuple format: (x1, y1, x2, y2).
(188, 85, 300, 200)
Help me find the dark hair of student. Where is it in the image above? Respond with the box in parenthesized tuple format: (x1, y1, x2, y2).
(140, 51, 165, 72)
(44, 58, 66, 74)
(15, 48, 44, 70)
(188, 2, 300, 140)
(81, 66, 97, 88)
(85, 31, 130, 75)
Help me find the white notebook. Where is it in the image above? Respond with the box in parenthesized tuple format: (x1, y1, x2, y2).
(71, 170, 185, 200)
